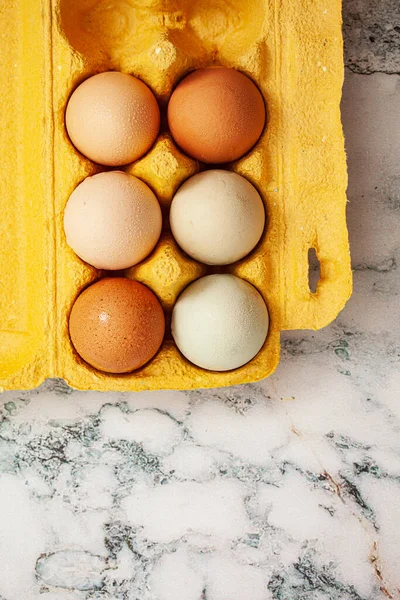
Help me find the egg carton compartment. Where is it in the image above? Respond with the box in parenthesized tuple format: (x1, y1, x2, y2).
(0, 0, 351, 391)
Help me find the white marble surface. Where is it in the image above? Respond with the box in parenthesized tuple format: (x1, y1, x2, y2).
(1, 3, 400, 599)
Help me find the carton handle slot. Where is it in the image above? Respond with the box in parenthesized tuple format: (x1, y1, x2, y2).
(283, 229, 352, 332)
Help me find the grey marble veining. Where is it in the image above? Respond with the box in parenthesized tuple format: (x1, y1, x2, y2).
(1, 2, 400, 599)
(343, 0, 400, 74)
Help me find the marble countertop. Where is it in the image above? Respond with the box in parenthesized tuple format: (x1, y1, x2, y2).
(1, 2, 399, 599)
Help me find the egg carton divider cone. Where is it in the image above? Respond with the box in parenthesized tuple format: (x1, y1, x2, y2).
(0, 0, 352, 391)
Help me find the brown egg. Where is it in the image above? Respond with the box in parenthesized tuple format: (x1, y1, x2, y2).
(167, 67, 265, 163)
(69, 278, 165, 374)
(66, 71, 160, 166)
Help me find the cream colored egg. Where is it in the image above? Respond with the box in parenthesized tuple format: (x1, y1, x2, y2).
(171, 274, 269, 371)
(170, 170, 265, 265)
(64, 171, 162, 270)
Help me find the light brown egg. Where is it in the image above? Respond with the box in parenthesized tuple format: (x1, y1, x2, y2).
(69, 278, 165, 374)
(66, 71, 160, 166)
(167, 67, 265, 163)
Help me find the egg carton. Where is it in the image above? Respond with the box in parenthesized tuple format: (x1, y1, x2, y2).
(0, 0, 352, 391)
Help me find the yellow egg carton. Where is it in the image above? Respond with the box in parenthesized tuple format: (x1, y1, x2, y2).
(0, 0, 351, 391)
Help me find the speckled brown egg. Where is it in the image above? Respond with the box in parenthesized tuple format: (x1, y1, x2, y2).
(66, 71, 160, 166)
(69, 278, 165, 374)
(167, 67, 266, 163)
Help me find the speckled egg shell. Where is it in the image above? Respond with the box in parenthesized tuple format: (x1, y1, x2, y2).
(69, 278, 165, 374)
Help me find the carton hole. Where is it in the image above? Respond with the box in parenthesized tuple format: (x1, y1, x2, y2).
(308, 248, 321, 294)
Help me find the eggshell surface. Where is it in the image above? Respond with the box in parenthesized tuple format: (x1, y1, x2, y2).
(69, 278, 165, 373)
(170, 170, 265, 265)
(171, 274, 269, 371)
(167, 67, 265, 163)
(66, 71, 160, 166)
(64, 171, 162, 270)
